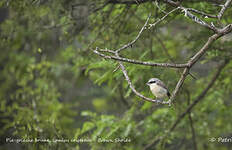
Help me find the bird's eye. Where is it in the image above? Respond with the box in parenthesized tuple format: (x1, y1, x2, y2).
(149, 81, 156, 84)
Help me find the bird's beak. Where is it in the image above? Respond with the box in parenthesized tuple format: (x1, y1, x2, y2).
(146, 82, 149, 86)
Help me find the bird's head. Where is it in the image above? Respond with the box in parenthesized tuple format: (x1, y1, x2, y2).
(146, 78, 160, 86)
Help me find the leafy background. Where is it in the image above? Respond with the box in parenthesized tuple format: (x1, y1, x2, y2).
(0, 0, 232, 150)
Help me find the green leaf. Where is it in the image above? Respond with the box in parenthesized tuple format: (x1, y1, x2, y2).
(85, 60, 113, 75)
(81, 122, 95, 134)
(74, 128, 81, 139)
(125, 88, 132, 98)
(124, 123, 132, 137)
(141, 101, 152, 111)
(152, 108, 169, 120)
(94, 71, 113, 85)
(81, 111, 97, 118)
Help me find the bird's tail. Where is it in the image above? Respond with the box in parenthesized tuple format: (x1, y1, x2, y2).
(167, 91, 171, 98)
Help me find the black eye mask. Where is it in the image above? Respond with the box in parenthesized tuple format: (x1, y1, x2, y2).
(148, 81, 156, 84)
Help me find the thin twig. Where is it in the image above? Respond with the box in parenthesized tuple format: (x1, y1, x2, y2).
(153, 1, 167, 14)
(154, 34, 175, 62)
(180, 7, 218, 32)
(188, 113, 197, 150)
(155, 34, 198, 80)
(218, 0, 232, 20)
(186, 90, 198, 150)
(116, 14, 151, 53)
(162, 0, 219, 32)
(148, 7, 180, 29)
(94, 49, 188, 68)
(168, 67, 189, 104)
(98, 48, 116, 54)
(186, 8, 217, 18)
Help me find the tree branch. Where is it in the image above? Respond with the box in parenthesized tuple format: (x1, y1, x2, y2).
(94, 0, 232, 106)
(218, 0, 232, 20)
(186, 90, 197, 150)
(117, 53, 170, 104)
(148, 7, 180, 29)
(186, 8, 217, 18)
(116, 13, 151, 53)
(154, 34, 197, 79)
(144, 59, 229, 150)
(179, 6, 218, 32)
(169, 59, 229, 132)
(162, 0, 219, 32)
(169, 24, 232, 104)
(188, 111, 197, 150)
(108, 0, 151, 5)
(94, 49, 188, 68)
(94, 22, 232, 105)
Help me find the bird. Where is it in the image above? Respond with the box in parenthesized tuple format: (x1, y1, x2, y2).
(146, 78, 171, 100)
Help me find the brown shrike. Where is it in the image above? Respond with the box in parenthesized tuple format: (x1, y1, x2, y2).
(146, 78, 171, 100)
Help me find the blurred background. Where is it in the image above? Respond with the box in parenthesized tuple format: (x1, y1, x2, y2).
(0, 0, 232, 150)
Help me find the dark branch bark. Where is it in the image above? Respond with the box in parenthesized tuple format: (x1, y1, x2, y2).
(186, 90, 198, 150)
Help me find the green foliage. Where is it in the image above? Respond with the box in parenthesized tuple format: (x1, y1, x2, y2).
(1, 1, 232, 150)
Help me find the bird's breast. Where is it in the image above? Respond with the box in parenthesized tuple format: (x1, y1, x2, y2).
(150, 84, 167, 98)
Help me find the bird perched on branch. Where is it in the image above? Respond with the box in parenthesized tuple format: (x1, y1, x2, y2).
(146, 78, 171, 100)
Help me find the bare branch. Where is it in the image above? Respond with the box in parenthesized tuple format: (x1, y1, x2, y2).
(98, 48, 116, 54)
(168, 67, 189, 104)
(188, 113, 197, 150)
(116, 14, 151, 53)
(186, 90, 198, 150)
(180, 7, 218, 32)
(186, 8, 217, 18)
(189, 24, 232, 67)
(218, 0, 232, 20)
(154, 35, 197, 80)
(148, 7, 180, 29)
(94, 49, 188, 68)
(162, 0, 219, 32)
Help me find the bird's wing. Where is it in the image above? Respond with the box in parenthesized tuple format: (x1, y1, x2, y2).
(157, 81, 171, 98)
(156, 81, 168, 90)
